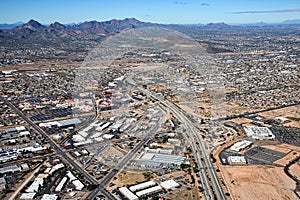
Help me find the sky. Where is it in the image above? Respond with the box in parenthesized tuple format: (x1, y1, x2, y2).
(0, 0, 299, 24)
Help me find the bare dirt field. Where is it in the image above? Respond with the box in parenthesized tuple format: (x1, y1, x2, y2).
(289, 161, 300, 180)
(165, 187, 200, 200)
(115, 171, 148, 186)
(220, 165, 298, 200)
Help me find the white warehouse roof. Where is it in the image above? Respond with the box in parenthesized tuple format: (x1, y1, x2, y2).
(129, 180, 156, 192)
(160, 179, 180, 190)
(136, 185, 162, 197)
(119, 187, 138, 200)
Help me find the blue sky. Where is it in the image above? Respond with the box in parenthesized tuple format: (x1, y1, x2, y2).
(0, 0, 299, 24)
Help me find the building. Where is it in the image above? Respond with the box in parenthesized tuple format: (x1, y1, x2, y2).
(72, 179, 84, 190)
(227, 156, 247, 165)
(243, 126, 275, 140)
(26, 179, 43, 193)
(41, 194, 58, 200)
(135, 185, 162, 198)
(55, 177, 67, 192)
(0, 177, 6, 191)
(137, 152, 187, 166)
(129, 180, 156, 192)
(20, 193, 36, 200)
(119, 187, 138, 200)
(230, 140, 253, 152)
(160, 179, 180, 190)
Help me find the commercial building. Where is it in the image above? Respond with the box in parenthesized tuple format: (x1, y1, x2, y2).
(137, 152, 187, 166)
(160, 179, 180, 190)
(135, 185, 162, 197)
(26, 179, 43, 193)
(243, 126, 275, 140)
(227, 156, 247, 165)
(55, 177, 67, 192)
(20, 193, 36, 200)
(41, 194, 58, 200)
(119, 187, 138, 200)
(230, 140, 253, 152)
(129, 180, 156, 192)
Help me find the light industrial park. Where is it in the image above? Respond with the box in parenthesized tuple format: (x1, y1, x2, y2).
(0, 8, 299, 200)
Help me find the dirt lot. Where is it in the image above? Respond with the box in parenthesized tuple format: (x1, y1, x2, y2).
(165, 187, 200, 200)
(114, 171, 148, 186)
(289, 161, 300, 181)
(220, 165, 298, 200)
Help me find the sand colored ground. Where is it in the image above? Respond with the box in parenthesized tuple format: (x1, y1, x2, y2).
(275, 151, 300, 166)
(289, 161, 300, 180)
(115, 171, 148, 186)
(165, 187, 200, 200)
(262, 144, 292, 154)
(220, 165, 298, 200)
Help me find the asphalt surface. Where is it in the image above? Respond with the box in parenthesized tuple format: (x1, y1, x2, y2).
(0, 96, 99, 186)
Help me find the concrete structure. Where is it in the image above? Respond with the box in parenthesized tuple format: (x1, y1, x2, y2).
(26, 179, 43, 193)
(243, 126, 275, 140)
(55, 177, 67, 192)
(227, 156, 247, 165)
(230, 140, 253, 152)
(119, 187, 138, 200)
(160, 179, 180, 190)
(129, 180, 156, 192)
(20, 193, 36, 200)
(41, 194, 58, 200)
(137, 152, 187, 165)
(72, 179, 84, 190)
(135, 185, 162, 197)
(0, 164, 21, 174)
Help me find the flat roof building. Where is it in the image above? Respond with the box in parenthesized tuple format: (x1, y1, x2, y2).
(129, 180, 156, 192)
(136, 185, 162, 197)
(119, 187, 138, 200)
(160, 179, 180, 190)
(228, 156, 247, 165)
(230, 140, 253, 152)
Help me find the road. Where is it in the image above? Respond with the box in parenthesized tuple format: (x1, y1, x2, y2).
(126, 73, 225, 200)
(87, 121, 161, 199)
(0, 96, 99, 186)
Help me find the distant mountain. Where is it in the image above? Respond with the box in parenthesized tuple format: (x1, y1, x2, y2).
(281, 19, 300, 24)
(7, 18, 155, 37)
(0, 21, 24, 29)
(12, 19, 45, 34)
(205, 22, 231, 28)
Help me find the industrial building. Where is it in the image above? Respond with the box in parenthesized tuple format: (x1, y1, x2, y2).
(135, 185, 162, 198)
(40, 194, 58, 200)
(119, 187, 138, 200)
(243, 126, 275, 140)
(227, 156, 247, 165)
(230, 140, 253, 152)
(160, 179, 180, 190)
(129, 180, 156, 192)
(20, 193, 36, 200)
(55, 177, 67, 192)
(137, 152, 187, 166)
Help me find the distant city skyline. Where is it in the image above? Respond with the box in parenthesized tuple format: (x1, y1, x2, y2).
(1, 0, 300, 24)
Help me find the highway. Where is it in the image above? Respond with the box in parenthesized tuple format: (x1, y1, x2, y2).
(0, 96, 99, 186)
(126, 73, 225, 200)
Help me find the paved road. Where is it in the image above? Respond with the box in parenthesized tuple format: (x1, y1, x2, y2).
(0, 96, 98, 186)
(86, 117, 161, 200)
(126, 73, 225, 199)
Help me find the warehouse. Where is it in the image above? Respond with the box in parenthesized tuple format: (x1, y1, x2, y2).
(160, 179, 180, 190)
(55, 177, 67, 192)
(137, 152, 187, 166)
(243, 126, 275, 140)
(129, 180, 156, 192)
(135, 185, 162, 198)
(230, 140, 253, 152)
(119, 187, 138, 200)
(227, 156, 247, 165)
